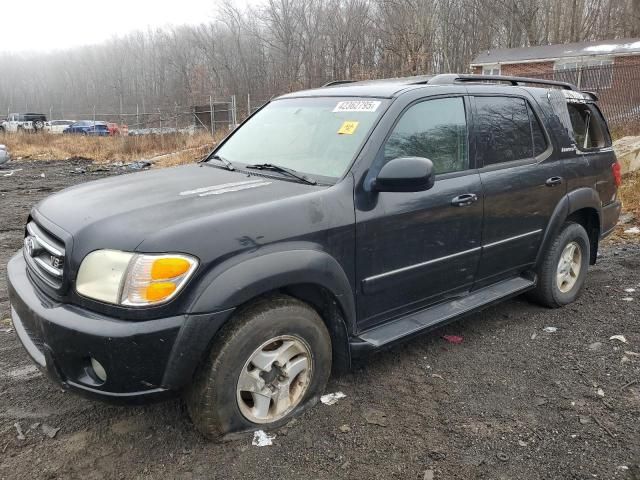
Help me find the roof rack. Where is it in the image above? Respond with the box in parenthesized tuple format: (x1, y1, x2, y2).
(322, 80, 357, 87)
(427, 73, 577, 91)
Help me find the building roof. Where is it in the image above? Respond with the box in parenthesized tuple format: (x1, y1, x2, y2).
(471, 38, 640, 66)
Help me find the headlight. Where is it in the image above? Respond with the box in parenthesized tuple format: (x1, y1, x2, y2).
(76, 250, 198, 306)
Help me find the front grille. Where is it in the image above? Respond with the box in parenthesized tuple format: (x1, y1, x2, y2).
(24, 221, 66, 290)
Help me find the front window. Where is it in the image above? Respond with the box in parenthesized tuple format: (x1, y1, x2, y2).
(382, 97, 468, 174)
(213, 97, 387, 180)
(482, 64, 501, 76)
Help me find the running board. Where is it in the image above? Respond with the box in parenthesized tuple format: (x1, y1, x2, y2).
(352, 276, 535, 352)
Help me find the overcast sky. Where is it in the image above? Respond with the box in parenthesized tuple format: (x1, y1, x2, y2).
(2, 0, 221, 54)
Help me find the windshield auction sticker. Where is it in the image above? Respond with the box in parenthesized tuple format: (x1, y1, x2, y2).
(337, 121, 359, 135)
(333, 100, 381, 113)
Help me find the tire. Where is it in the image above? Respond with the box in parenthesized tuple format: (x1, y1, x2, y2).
(185, 295, 332, 440)
(528, 222, 590, 308)
(33, 120, 44, 131)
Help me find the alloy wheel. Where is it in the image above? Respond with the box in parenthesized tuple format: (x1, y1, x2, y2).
(236, 335, 312, 424)
(556, 241, 582, 293)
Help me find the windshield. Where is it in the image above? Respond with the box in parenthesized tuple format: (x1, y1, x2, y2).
(213, 97, 387, 179)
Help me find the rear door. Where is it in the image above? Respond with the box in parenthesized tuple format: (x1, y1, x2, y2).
(355, 95, 483, 330)
(470, 90, 565, 285)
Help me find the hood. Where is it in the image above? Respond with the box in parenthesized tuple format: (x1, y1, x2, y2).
(35, 164, 318, 257)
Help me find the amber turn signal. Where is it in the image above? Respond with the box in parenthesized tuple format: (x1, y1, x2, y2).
(151, 257, 191, 280)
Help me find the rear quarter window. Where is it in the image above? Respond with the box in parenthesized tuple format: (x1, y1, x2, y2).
(567, 103, 610, 150)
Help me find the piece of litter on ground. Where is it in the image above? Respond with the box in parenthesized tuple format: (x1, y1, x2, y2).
(320, 392, 346, 405)
(3, 169, 22, 177)
(530, 333, 537, 340)
(339, 424, 351, 433)
(596, 388, 605, 397)
(518, 440, 528, 447)
(252, 430, 275, 447)
(543, 327, 558, 333)
(624, 227, 640, 234)
(14, 423, 25, 441)
(363, 408, 388, 427)
(41, 424, 60, 439)
(40, 173, 45, 178)
(442, 335, 463, 344)
(624, 351, 640, 357)
(609, 335, 627, 344)
(624, 288, 636, 293)
(431, 373, 444, 380)
(423, 469, 435, 480)
(621, 297, 634, 301)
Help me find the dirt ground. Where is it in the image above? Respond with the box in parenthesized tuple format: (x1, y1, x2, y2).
(0, 160, 639, 480)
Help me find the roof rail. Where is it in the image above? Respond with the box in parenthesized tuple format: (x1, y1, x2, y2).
(322, 80, 357, 87)
(427, 74, 577, 91)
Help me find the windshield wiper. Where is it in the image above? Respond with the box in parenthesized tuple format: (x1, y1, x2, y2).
(245, 163, 317, 185)
(204, 153, 235, 171)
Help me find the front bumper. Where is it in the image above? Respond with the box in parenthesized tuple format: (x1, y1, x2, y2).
(7, 252, 233, 403)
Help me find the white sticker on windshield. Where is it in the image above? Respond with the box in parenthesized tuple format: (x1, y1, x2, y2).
(333, 100, 381, 113)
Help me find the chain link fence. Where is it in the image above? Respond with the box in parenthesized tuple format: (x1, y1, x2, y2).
(526, 62, 640, 127)
(1, 94, 274, 136)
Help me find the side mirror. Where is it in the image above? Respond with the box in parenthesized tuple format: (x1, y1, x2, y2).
(372, 157, 435, 193)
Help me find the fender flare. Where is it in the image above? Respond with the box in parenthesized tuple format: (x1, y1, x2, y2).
(535, 187, 601, 267)
(190, 249, 356, 332)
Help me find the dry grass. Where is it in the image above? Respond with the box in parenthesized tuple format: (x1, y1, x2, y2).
(611, 120, 640, 141)
(620, 171, 640, 217)
(0, 131, 220, 164)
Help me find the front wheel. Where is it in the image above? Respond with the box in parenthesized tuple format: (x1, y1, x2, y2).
(185, 295, 332, 440)
(529, 222, 590, 308)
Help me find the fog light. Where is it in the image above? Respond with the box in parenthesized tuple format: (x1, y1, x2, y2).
(90, 358, 107, 382)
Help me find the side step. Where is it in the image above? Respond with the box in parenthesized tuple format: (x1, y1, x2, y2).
(353, 276, 535, 351)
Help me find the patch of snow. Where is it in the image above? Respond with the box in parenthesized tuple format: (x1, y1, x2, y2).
(583, 41, 640, 53)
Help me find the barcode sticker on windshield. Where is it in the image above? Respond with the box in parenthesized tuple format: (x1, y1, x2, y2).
(333, 100, 381, 113)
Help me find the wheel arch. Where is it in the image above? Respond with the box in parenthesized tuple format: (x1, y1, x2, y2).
(189, 250, 355, 371)
(536, 188, 602, 268)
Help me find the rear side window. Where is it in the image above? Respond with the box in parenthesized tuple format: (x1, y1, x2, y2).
(474, 97, 533, 165)
(383, 97, 468, 174)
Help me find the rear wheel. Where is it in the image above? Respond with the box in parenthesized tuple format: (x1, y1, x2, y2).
(33, 120, 44, 131)
(185, 295, 332, 440)
(529, 222, 590, 308)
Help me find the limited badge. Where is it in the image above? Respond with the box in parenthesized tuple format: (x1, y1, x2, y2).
(337, 121, 359, 135)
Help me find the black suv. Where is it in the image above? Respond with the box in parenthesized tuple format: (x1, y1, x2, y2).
(7, 74, 622, 439)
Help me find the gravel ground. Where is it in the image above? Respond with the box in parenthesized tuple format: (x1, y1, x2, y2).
(0, 160, 639, 480)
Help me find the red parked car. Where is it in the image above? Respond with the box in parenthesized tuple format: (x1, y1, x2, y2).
(106, 123, 120, 136)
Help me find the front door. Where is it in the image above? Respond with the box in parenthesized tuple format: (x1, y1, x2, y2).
(355, 96, 483, 330)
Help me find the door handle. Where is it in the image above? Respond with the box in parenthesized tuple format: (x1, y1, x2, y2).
(451, 193, 478, 207)
(545, 176, 563, 187)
